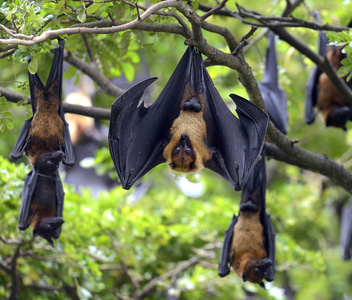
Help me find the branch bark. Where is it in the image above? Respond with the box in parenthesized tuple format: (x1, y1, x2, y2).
(0, 87, 111, 119)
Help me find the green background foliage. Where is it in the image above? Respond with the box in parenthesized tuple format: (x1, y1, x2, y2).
(1, 0, 352, 299)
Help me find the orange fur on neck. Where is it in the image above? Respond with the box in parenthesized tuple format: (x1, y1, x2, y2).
(163, 82, 212, 172)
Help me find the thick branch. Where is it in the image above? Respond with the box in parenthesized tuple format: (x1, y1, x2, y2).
(0, 87, 110, 119)
(135, 256, 200, 299)
(0, 0, 180, 46)
(63, 49, 124, 98)
(265, 141, 352, 194)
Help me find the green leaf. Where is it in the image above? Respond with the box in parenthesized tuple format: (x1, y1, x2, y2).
(63, 65, 77, 80)
(13, 49, 26, 61)
(2, 112, 12, 117)
(121, 62, 134, 82)
(6, 122, 13, 130)
(78, 11, 87, 23)
(87, 3, 102, 14)
(28, 58, 38, 75)
(55, 0, 65, 11)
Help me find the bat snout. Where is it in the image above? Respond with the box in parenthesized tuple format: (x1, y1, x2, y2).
(179, 134, 191, 145)
(35, 151, 64, 176)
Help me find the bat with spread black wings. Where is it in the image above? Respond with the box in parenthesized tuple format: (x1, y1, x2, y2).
(18, 170, 64, 247)
(218, 152, 275, 289)
(10, 38, 74, 177)
(109, 47, 268, 191)
(258, 31, 288, 134)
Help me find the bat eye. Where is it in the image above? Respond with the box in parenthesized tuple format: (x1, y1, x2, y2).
(254, 267, 259, 275)
(185, 147, 191, 154)
(47, 160, 53, 166)
(175, 147, 181, 153)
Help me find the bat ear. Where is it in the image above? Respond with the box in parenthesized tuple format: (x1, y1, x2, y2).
(259, 282, 266, 290)
(242, 274, 247, 282)
(47, 238, 55, 248)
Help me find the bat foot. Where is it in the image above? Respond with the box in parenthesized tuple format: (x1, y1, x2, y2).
(182, 97, 202, 112)
(240, 200, 258, 212)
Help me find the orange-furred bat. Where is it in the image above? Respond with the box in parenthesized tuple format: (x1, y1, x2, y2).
(18, 171, 64, 247)
(316, 44, 352, 130)
(218, 153, 275, 288)
(108, 47, 268, 191)
(10, 39, 74, 177)
(305, 14, 352, 130)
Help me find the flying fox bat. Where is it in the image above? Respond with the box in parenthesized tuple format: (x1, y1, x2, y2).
(18, 170, 65, 247)
(305, 12, 329, 125)
(108, 47, 269, 191)
(305, 15, 352, 130)
(258, 31, 288, 134)
(316, 44, 352, 130)
(218, 152, 275, 288)
(10, 39, 74, 177)
(341, 200, 352, 260)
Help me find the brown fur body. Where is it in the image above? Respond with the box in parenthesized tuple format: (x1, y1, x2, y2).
(317, 45, 349, 128)
(25, 85, 64, 166)
(230, 210, 267, 283)
(163, 83, 212, 172)
(28, 175, 57, 231)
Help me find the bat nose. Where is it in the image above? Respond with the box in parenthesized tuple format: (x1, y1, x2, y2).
(180, 134, 190, 145)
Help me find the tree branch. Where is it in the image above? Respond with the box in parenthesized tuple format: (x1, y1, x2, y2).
(0, 87, 111, 119)
(265, 142, 352, 194)
(0, 0, 181, 46)
(63, 49, 125, 98)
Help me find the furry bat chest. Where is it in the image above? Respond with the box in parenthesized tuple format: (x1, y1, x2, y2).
(163, 83, 212, 172)
(230, 211, 267, 278)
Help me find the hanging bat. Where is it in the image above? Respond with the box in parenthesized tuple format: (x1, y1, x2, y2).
(18, 170, 65, 247)
(258, 31, 288, 134)
(10, 38, 74, 177)
(305, 12, 329, 125)
(218, 152, 275, 288)
(341, 200, 352, 260)
(316, 44, 352, 130)
(305, 14, 352, 130)
(108, 47, 269, 191)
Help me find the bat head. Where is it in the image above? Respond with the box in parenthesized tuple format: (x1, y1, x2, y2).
(34, 151, 64, 176)
(326, 44, 347, 70)
(168, 134, 198, 172)
(242, 257, 272, 285)
(33, 217, 65, 248)
(326, 106, 352, 131)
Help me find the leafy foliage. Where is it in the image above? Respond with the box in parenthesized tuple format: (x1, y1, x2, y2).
(1, 0, 352, 299)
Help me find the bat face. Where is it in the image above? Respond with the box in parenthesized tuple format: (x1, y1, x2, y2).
(243, 257, 272, 285)
(168, 134, 197, 172)
(34, 150, 64, 176)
